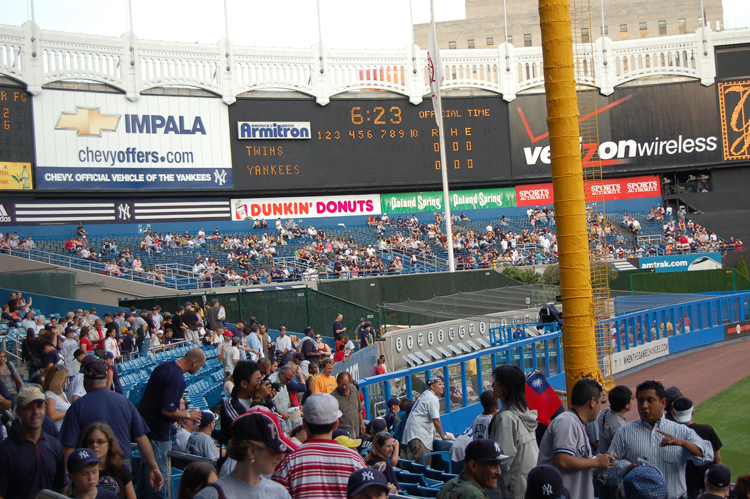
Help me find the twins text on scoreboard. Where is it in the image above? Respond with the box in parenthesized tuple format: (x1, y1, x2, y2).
(229, 97, 512, 193)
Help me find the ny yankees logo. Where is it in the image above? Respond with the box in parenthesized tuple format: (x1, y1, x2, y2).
(362, 470, 375, 481)
(542, 484, 553, 496)
(78, 450, 90, 459)
(117, 203, 131, 220)
(214, 169, 227, 186)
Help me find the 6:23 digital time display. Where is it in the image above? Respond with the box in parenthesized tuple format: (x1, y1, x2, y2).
(229, 97, 512, 193)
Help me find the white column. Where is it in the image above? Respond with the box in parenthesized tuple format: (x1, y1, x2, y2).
(499, 42, 518, 102)
(23, 21, 43, 95)
(122, 31, 140, 101)
(695, 27, 716, 87)
(313, 43, 330, 106)
(219, 39, 237, 105)
(595, 36, 616, 96)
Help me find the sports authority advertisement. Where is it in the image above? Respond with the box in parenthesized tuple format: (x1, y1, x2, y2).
(228, 96, 512, 193)
(509, 81, 722, 179)
(515, 175, 661, 207)
(33, 90, 233, 190)
(610, 338, 669, 375)
(231, 194, 382, 221)
(638, 252, 723, 273)
(724, 320, 750, 341)
(381, 187, 516, 214)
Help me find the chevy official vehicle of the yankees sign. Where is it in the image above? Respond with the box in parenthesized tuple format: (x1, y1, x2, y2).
(33, 90, 233, 190)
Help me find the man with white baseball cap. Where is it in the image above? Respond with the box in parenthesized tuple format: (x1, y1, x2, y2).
(272, 393, 366, 499)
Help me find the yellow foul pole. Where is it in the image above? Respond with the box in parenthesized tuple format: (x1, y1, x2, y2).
(538, 0, 600, 399)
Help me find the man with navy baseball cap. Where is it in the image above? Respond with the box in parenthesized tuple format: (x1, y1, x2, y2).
(698, 464, 732, 499)
(436, 439, 509, 499)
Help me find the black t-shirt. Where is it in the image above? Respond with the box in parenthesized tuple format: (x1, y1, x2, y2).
(685, 423, 722, 494)
(98, 466, 132, 499)
(171, 315, 185, 339)
(182, 309, 200, 331)
(138, 361, 185, 441)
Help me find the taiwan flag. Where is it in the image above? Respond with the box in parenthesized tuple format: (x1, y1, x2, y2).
(525, 371, 564, 426)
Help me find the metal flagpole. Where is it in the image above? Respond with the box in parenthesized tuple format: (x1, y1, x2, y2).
(503, 0, 509, 42)
(223, 0, 230, 41)
(429, 0, 455, 272)
(29, 0, 37, 57)
(317, 0, 324, 47)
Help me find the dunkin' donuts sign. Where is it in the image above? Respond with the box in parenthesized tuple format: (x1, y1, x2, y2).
(516, 175, 660, 206)
(232, 194, 381, 221)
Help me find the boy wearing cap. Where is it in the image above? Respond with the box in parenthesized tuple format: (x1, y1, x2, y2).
(0, 386, 66, 499)
(671, 397, 723, 499)
(698, 464, 732, 499)
(68, 349, 89, 402)
(272, 393, 366, 499)
(525, 465, 569, 499)
(186, 412, 220, 461)
(224, 336, 241, 378)
(348, 468, 390, 499)
(436, 439, 508, 499)
(538, 379, 612, 499)
(67, 448, 118, 499)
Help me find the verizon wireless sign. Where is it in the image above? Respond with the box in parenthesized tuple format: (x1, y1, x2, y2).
(516, 175, 661, 206)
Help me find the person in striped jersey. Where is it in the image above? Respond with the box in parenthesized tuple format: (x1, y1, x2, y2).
(608, 380, 713, 499)
(272, 393, 366, 499)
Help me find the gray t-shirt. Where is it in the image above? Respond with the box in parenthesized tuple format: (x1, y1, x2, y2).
(537, 410, 594, 499)
(194, 473, 291, 499)
(187, 431, 220, 460)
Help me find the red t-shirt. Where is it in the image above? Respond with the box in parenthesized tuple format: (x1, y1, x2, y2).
(80, 336, 94, 352)
(376, 365, 386, 375)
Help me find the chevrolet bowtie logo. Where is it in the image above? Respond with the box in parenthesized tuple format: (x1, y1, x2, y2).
(56, 107, 120, 137)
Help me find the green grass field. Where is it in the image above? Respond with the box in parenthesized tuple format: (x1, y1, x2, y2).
(694, 374, 750, 480)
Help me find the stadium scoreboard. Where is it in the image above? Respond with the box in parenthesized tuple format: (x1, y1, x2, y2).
(230, 96, 512, 193)
(0, 86, 34, 163)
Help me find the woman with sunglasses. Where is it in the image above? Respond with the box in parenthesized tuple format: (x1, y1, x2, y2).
(315, 335, 331, 360)
(42, 364, 69, 429)
(79, 422, 136, 499)
(364, 432, 400, 494)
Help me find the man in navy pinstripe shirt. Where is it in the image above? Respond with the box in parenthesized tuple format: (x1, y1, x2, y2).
(608, 380, 713, 499)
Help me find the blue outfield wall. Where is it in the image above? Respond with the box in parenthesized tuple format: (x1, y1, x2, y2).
(4, 196, 662, 237)
(0, 286, 120, 319)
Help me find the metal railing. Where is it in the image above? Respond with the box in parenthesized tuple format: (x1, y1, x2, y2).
(1, 22, 743, 105)
(357, 331, 563, 421)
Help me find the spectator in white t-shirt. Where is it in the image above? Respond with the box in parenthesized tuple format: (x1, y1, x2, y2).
(402, 376, 449, 466)
(472, 390, 498, 440)
(224, 336, 241, 378)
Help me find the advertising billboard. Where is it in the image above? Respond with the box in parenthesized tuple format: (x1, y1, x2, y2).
(229, 96, 512, 193)
(509, 82, 722, 179)
(0, 86, 34, 190)
(638, 252, 723, 273)
(515, 175, 661, 206)
(231, 194, 382, 221)
(33, 90, 233, 190)
(381, 187, 516, 214)
(718, 79, 750, 162)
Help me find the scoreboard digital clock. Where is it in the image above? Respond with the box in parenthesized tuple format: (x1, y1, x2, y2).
(229, 96, 512, 193)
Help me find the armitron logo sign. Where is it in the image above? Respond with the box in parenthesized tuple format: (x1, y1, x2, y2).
(718, 80, 750, 161)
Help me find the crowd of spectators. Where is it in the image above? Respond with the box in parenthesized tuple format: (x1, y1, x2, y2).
(1, 289, 750, 499)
